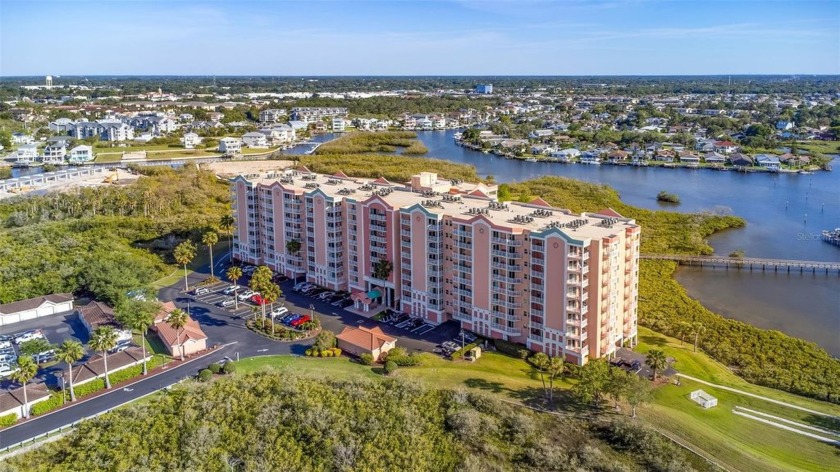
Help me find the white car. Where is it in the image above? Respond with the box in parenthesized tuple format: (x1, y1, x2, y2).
(218, 298, 236, 308)
(0, 340, 11, 350)
(0, 363, 18, 377)
(14, 330, 43, 345)
(270, 307, 289, 318)
(237, 290, 256, 301)
(222, 285, 242, 295)
(194, 287, 210, 296)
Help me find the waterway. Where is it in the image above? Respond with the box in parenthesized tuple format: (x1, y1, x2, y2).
(410, 130, 840, 356)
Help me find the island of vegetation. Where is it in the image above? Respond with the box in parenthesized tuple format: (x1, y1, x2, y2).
(314, 131, 429, 155)
(656, 191, 681, 204)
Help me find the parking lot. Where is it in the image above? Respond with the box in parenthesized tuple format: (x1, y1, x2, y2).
(0, 310, 92, 390)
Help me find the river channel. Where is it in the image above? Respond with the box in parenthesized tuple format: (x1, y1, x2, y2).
(409, 130, 840, 355)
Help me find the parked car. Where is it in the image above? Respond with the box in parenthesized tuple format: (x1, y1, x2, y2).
(108, 341, 132, 354)
(237, 290, 256, 301)
(0, 354, 17, 364)
(251, 294, 267, 305)
(222, 285, 242, 295)
(0, 363, 18, 377)
(194, 287, 210, 296)
(271, 307, 289, 318)
(217, 298, 236, 308)
(282, 314, 303, 325)
(290, 315, 311, 327)
(33, 350, 56, 363)
(14, 330, 43, 345)
(0, 340, 11, 350)
(317, 291, 334, 301)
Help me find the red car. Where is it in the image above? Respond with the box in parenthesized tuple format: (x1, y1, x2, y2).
(251, 294, 267, 305)
(290, 315, 311, 327)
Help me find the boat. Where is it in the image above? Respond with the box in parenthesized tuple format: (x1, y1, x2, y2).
(525, 157, 538, 163)
(798, 170, 814, 175)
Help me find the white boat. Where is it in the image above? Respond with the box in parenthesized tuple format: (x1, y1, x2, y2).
(525, 157, 538, 162)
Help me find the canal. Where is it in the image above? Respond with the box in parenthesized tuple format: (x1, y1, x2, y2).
(411, 130, 840, 355)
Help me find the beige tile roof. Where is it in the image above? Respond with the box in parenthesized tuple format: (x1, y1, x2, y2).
(336, 326, 396, 352)
(0, 383, 50, 414)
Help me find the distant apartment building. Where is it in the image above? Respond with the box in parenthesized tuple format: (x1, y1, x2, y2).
(231, 170, 640, 364)
(332, 117, 346, 132)
(42, 144, 67, 163)
(69, 120, 134, 142)
(218, 137, 242, 154)
(475, 84, 493, 94)
(290, 107, 348, 124)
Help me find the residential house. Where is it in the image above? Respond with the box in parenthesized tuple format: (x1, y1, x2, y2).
(152, 302, 208, 357)
(530, 129, 554, 139)
(242, 132, 268, 148)
(48, 117, 75, 134)
(219, 137, 242, 154)
(16, 144, 38, 164)
(287, 120, 308, 131)
(0, 293, 74, 326)
(290, 107, 347, 123)
(67, 145, 94, 163)
(606, 150, 630, 162)
(728, 153, 754, 167)
(332, 117, 346, 132)
(713, 140, 738, 154)
(42, 144, 67, 164)
(776, 120, 794, 131)
(678, 151, 701, 164)
(704, 152, 726, 164)
(335, 326, 397, 361)
(208, 112, 224, 122)
(259, 109, 287, 123)
(0, 384, 51, 420)
(11, 133, 34, 145)
(76, 301, 133, 343)
(654, 150, 676, 162)
(531, 144, 554, 155)
(182, 132, 202, 149)
(580, 150, 602, 164)
(755, 154, 781, 171)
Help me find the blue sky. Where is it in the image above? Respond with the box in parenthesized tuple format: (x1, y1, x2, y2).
(1, 0, 838, 76)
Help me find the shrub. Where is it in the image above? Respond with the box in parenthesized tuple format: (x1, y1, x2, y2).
(222, 362, 237, 374)
(656, 191, 680, 204)
(198, 369, 213, 382)
(384, 361, 398, 375)
(0, 412, 17, 427)
(31, 393, 63, 416)
(305, 349, 313, 357)
(390, 355, 420, 367)
(208, 363, 222, 374)
(332, 348, 342, 357)
(73, 379, 106, 398)
(313, 330, 336, 351)
(494, 339, 531, 359)
(385, 347, 408, 359)
(360, 353, 374, 365)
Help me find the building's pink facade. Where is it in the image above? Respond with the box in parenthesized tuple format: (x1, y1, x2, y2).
(231, 169, 639, 364)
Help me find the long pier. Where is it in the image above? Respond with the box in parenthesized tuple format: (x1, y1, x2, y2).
(641, 254, 840, 275)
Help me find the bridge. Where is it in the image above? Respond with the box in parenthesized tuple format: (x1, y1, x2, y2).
(641, 254, 840, 275)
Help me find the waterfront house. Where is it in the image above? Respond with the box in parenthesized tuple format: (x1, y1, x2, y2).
(728, 153, 754, 167)
(242, 132, 268, 148)
(287, 120, 308, 131)
(68, 145, 94, 163)
(42, 144, 67, 163)
(606, 150, 630, 162)
(219, 137, 242, 154)
(182, 132, 202, 149)
(531, 144, 554, 155)
(678, 151, 701, 164)
(16, 144, 38, 164)
(704, 152, 726, 164)
(332, 117, 346, 132)
(550, 148, 581, 162)
(11, 133, 34, 145)
(580, 150, 602, 164)
(654, 150, 675, 162)
(755, 154, 781, 171)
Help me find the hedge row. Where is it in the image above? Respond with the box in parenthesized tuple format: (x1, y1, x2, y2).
(494, 339, 531, 359)
(305, 348, 342, 357)
(0, 412, 18, 427)
(31, 393, 63, 417)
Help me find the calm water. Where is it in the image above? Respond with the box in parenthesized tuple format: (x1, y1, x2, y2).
(413, 130, 840, 355)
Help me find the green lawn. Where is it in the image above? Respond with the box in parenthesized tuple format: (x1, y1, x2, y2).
(794, 141, 840, 155)
(635, 328, 840, 472)
(92, 153, 123, 163)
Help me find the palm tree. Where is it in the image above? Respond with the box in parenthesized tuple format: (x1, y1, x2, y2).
(531, 352, 565, 403)
(167, 308, 189, 361)
(676, 320, 691, 346)
(262, 283, 282, 333)
(202, 231, 219, 278)
(10, 357, 38, 418)
(219, 214, 235, 247)
(123, 302, 158, 375)
(55, 340, 85, 402)
(173, 240, 197, 291)
(89, 326, 118, 389)
(372, 258, 393, 281)
(249, 266, 273, 320)
(645, 349, 668, 381)
(226, 266, 243, 309)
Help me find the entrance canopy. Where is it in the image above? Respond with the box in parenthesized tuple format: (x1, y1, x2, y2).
(366, 289, 382, 299)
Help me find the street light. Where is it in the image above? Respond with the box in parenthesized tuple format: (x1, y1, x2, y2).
(60, 377, 65, 405)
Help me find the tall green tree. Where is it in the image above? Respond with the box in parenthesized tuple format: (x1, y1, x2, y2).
(372, 258, 393, 281)
(167, 308, 189, 361)
(219, 214, 235, 250)
(531, 352, 565, 403)
(689, 321, 706, 353)
(18, 338, 54, 358)
(116, 298, 159, 375)
(173, 240, 197, 291)
(645, 349, 668, 381)
(262, 283, 282, 332)
(10, 357, 38, 418)
(202, 231, 219, 278)
(625, 375, 652, 418)
(55, 340, 85, 402)
(89, 326, 119, 389)
(226, 266, 243, 309)
(572, 359, 611, 405)
(605, 368, 632, 410)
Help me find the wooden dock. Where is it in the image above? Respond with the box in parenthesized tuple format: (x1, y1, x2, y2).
(641, 254, 840, 275)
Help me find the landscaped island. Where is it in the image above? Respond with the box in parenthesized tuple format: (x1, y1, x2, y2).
(314, 131, 428, 155)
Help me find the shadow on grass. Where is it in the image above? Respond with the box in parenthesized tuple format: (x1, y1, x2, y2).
(464, 378, 507, 394)
(639, 334, 669, 347)
(801, 413, 840, 435)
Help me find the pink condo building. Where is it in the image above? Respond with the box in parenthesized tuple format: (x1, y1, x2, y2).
(232, 169, 640, 365)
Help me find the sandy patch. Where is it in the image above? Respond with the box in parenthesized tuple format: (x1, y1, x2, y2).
(205, 160, 297, 177)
